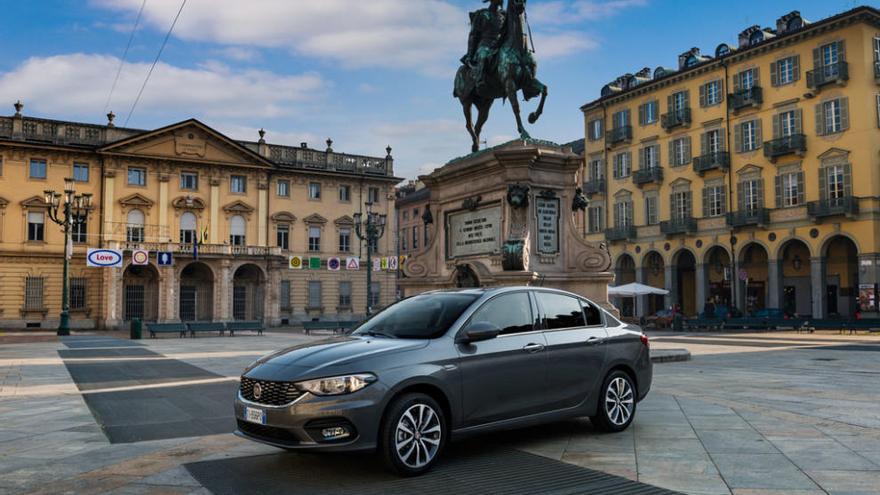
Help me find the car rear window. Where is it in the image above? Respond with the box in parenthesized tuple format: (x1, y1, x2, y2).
(353, 293, 479, 339)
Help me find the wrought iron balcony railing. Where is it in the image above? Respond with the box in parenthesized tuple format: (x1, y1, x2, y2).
(763, 134, 806, 161)
(583, 178, 606, 196)
(806, 61, 849, 90)
(661, 108, 691, 130)
(660, 217, 697, 235)
(693, 151, 730, 175)
(729, 86, 763, 112)
(727, 208, 770, 228)
(807, 197, 858, 220)
(632, 167, 663, 186)
(605, 125, 632, 146)
(605, 225, 637, 242)
(874, 61, 880, 82)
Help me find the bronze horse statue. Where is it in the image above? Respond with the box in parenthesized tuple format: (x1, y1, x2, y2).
(454, 0, 548, 153)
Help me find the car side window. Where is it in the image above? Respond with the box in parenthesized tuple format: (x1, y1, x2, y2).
(583, 300, 603, 326)
(469, 292, 534, 336)
(537, 292, 586, 330)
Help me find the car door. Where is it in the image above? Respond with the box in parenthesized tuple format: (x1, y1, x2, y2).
(536, 291, 608, 411)
(456, 291, 548, 427)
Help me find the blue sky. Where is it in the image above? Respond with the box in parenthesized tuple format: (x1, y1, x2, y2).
(0, 0, 866, 180)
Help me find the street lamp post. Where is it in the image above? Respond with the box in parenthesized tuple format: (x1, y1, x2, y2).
(353, 202, 387, 317)
(44, 178, 92, 336)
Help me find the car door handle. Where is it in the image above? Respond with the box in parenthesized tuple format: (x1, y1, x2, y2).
(523, 343, 545, 353)
(586, 336, 605, 345)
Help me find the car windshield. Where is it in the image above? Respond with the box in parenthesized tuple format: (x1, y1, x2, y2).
(353, 293, 479, 339)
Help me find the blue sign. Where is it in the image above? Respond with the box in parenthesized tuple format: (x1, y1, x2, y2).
(157, 251, 173, 266)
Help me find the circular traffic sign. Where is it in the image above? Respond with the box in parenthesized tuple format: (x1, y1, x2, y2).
(132, 250, 149, 265)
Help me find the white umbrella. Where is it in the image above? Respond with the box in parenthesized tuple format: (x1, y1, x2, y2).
(608, 282, 669, 297)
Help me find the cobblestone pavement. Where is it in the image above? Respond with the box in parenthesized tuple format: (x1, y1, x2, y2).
(0, 330, 878, 494)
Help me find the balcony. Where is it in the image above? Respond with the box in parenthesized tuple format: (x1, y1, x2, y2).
(632, 167, 663, 186)
(660, 217, 697, 235)
(806, 62, 849, 91)
(727, 208, 770, 228)
(693, 151, 730, 175)
(111, 241, 283, 257)
(583, 178, 606, 196)
(661, 108, 691, 131)
(763, 134, 806, 162)
(729, 86, 763, 112)
(605, 125, 632, 147)
(807, 197, 858, 220)
(605, 225, 637, 242)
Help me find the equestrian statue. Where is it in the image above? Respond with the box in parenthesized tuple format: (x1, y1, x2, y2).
(454, 0, 548, 153)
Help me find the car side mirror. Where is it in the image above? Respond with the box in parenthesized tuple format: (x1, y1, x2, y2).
(458, 321, 501, 343)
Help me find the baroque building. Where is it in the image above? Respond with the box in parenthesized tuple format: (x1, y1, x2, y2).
(0, 107, 400, 329)
(581, 6, 880, 318)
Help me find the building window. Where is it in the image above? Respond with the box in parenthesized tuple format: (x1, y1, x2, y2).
(27, 211, 45, 241)
(613, 152, 631, 178)
(179, 212, 197, 244)
(308, 226, 321, 251)
(705, 129, 723, 154)
(612, 109, 630, 128)
(412, 225, 419, 250)
(276, 180, 289, 197)
(588, 159, 603, 180)
(826, 165, 846, 200)
(126, 209, 145, 242)
(368, 187, 380, 204)
(700, 80, 722, 106)
(670, 137, 691, 166)
(821, 41, 840, 67)
(778, 110, 799, 137)
(338, 184, 351, 202)
(369, 282, 380, 308)
(737, 120, 761, 152)
(639, 100, 658, 125)
(229, 215, 246, 246)
(72, 217, 87, 243)
(671, 190, 691, 220)
(703, 185, 725, 217)
(819, 98, 848, 135)
(741, 179, 762, 212)
(735, 68, 757, 91)
(230, 175, 246, 193)
(641, 144, 660, 169)
(308, 182, 321, 200)
(874, 37, 880, 62)
(773, 56, 799, 86)
(279, 280, 291, 311)
(277, 224, 289, 250)
(401, 234, 408, 251)
(778, 171, 803, 207)
(588, 119, 603, 141)
(338, 281, 352, 308)
(614, 201, 632, 228)
(402, 210, 409, 221)
(128, 167, 146, 186)
(73, 163, 89, 182)
(670, 90, 688, 111)
(413, 208, 419, 217)
(308, 281, 322, 309)
(588, 206, 603, 233)
(70, 277, 86, 310)
(180, 172, 198, 190)
(338, 227, 351, 252)
(645, 196, 658, 225)
(30, 159, 47, 179)
(24, 276, 44, 311)
(876, 94, 880, 128)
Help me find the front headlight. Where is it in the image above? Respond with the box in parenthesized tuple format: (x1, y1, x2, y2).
(296, 373, 377, 396)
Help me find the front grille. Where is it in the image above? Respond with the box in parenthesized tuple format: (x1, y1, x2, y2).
(236, 419, 301, 444)
(240, 377, 303, 406)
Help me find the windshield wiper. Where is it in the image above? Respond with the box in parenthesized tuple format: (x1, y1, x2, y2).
(357, 330, 395, 339)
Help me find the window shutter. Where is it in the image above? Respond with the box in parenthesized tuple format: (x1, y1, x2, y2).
(613, 204, 620, 227)
(718, 80, 725, 103)
(699, 84, 707, 107)
(684, 136, 692, 163)
(720, 131, 726, 152)
(639, 147, 645, 169)
(625, 109, 631, 125)
(669, 193, 676, 218)
(737, 182, 745, 210)
(655, 145, 662, 166)
(792, 55, 800, 81)
(818, 167, 827, 201)
(794, 108, 803, 134)
(770, 60, 778, 87)
(638, 104, 645, 126)
(625, 152, 632, 175)
(733, 73, 741, 93)
(755, 119, 763, 148)
(838, 40, 846, 62)
(772, 113, 780, 139)
(840, 97, 849, 131)
(734, 123, 742, 152)
(796, 171, 805, 205)
(683, 89, 690, 108)
(700, 132, 708, 156)
(774, 175, 782, 207)
(702, 187, 709, 217)
(667, 94, 674, 113)
(669, 140, 676, 166)
(720, 186, 727, 214)
(843, 163, 852, 197)
(812, 47, 821, 67)
(627, 201, 634, 224)
(756, 179, 764, 208)
(685, 190, 693, 217)
(753, 67, 760, 86)
(815, 102, 825, 136)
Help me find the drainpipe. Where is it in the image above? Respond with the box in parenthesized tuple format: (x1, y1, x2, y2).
(723, 60, 738, 312)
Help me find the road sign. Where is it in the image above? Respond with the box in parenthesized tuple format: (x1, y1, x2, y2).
(389, 256, 399, 270)
(86, 248, 123, 268)
(132, 250, 149, 265)
(288, 256, 303, 269)
(373, 258, 382, 271)
(157, 251, 173, 266)
(327, 257, 340, 271)
(309, 257, 321, 270)
(346, 257, 360, 270)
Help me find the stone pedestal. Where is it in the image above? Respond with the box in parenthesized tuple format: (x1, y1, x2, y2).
(401, 140, 614, 310)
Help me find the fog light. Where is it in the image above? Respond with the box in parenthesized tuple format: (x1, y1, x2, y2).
(321, 427, 350, 440)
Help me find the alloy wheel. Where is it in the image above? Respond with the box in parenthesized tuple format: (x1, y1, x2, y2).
(604, 376, 634, 426)
(394, 403, 442, 468)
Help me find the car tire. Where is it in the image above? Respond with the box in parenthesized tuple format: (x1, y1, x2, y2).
(379, 393, 446, 476)
(591, 370, 637, 433)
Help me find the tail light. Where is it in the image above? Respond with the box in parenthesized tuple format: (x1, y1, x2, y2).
(640, 334, 649, 348)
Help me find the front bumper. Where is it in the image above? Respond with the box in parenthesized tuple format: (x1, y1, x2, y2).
(233, 383, 388, 452)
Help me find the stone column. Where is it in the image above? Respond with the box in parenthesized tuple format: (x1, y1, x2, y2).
(216, 260, 231, 321)
(158, 173, 169, 241)
(257, 182, 268, 246)
(635, 267, 647, 317)
(160, 265, 177, 322)
(664, 264, 675, 310)
(767, 259, 781, 310)
(103, 266, 121, 329)
(265, 260, 281, 326)
(103, 170, 115, 240)
(811, 256, 826, 318)
(209, 179, 220, 244)
(695, 263, 707, 315)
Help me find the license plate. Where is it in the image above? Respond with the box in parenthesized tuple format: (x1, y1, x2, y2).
(245, 407, 266, 425)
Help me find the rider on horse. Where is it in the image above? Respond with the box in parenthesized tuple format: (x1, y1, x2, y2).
(460, 0, 506, 97)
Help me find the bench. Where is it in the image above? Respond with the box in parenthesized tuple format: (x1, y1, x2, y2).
(146, 322, 188, 338)
(336, 320, 362, 333)
(683, 318, 725, 331)
(187, 322, 227, 337)
(302, 321, 344, 335)
(226, 320, 264, 336)
(722, 317, 773, 331)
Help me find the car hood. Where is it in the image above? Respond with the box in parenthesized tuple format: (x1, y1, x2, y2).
(244, 336, 428, 380)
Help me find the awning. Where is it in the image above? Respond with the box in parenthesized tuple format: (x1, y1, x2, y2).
(608, 282, 669, 297)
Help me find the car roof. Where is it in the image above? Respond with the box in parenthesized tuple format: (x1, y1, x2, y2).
(421, 286, 585, 298)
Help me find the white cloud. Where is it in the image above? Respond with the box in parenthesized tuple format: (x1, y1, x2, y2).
(0, 53, 324, 123)
(530, 0, 648, 25)
(533, 31, 599, 58)
(215, 46, 261, 62)
(93, 0, 468, 75)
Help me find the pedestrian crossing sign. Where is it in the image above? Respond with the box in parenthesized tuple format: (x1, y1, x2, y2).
(309, 257, 321, 270)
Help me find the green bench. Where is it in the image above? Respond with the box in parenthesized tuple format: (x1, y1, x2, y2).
(187, 322, 226, 337)
(226, 320, 264, 336)
(721, 317, 772, 330)
(146, 322, 188, 338)
(302, 321, 344, 335)
(683, 318, 724, 331)
(337, 320, 362, 333)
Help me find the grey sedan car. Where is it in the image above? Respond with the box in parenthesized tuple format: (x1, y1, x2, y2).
(234, 287, 652, 475)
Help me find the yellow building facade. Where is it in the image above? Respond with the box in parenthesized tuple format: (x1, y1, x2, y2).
(581, 6, 880, 318)
(0, 109, 400, 329)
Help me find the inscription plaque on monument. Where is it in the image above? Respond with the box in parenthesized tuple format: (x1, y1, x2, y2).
(447, 206, 501, 258)
(535, 196, 560, 254)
